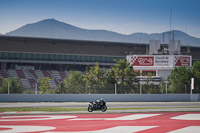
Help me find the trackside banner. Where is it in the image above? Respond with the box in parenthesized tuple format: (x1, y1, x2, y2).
(154, 55, 171, 66)
(129, 56, 154, 66)
(174, 55, 191, 66)
(126, 55, 192, 67)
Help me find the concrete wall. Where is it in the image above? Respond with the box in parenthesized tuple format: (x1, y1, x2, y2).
(158, 70, 171, 81)
(0, 94, 199, 102)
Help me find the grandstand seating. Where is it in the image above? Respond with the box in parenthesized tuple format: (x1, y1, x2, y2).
(16, 70, 26, 78)
(28, 79, 35, 88)
(0, 78, 2, 86)
(42, 70, 51, 78)
(8, 69, 18, 78)
(0, 69, 68, 90)
(23, 70, 35, 79)
(0, 70, 8, 86)
(0, 69, 8, 78)
(28, 70, 38, 78)
(51, 70, 62, 80)
(49, 79, 57, 88)
(21, 79, 32, 89)
(59, 71, 67, 79)
(35, 70, 45, 79)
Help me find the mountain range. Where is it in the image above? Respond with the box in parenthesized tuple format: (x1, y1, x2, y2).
(4, 18, 200, 46)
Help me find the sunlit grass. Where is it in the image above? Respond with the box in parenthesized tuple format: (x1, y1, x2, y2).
(0, 107, 86, 112)
(0, 106, 199, 112)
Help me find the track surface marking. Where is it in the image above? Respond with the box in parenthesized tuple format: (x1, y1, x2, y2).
(0, 112, 200, 133)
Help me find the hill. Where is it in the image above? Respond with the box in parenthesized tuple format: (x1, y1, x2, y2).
(6, 19, 200, 46)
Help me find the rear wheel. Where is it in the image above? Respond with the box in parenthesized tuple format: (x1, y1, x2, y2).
(101, 105, 107, 112)
(88, 106, 93, 112)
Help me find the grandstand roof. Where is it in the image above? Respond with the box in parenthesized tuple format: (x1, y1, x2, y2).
(0, 36, 147, 56)
(0, 36, 199, 64)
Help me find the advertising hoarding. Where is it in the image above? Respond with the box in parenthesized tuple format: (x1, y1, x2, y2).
(154, 55, 171, 66)
(129, 56, 154, 66)
(174, 56, 191, 66)
(127, 55, 191, 67)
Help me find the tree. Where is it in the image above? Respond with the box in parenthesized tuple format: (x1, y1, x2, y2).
(168, 66, 192, 93)
(0, 78, 23, 94)
(63, 71, 86, 94)
(55, 81, 65, 94)
(192, 61, 200, 93)
(84, 63, 107, 93)
(38, 77, 51, 94)
(142, 72, 159, 94)
(159, 80, 166, 94)
(108, 59, 138, 94)
(105, 68, 116, 93)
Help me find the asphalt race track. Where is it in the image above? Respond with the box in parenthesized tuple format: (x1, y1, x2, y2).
(1, 102, 200, 113)
(0, 102, 200, 132)
(1, 102, 200, 108)
(0, 112, 200, 133)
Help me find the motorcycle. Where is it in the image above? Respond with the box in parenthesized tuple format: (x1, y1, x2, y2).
(88, 101, 107, 112)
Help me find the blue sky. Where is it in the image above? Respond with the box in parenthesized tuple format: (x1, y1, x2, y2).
(0, 0, 200, 37)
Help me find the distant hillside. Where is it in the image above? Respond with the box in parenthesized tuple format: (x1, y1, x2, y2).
(6, 18, 200, 46)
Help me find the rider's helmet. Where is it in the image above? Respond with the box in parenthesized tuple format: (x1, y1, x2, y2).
(100, 98, 104, 101)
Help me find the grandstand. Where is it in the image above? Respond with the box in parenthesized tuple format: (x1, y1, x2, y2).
(0, 36, 200, 90)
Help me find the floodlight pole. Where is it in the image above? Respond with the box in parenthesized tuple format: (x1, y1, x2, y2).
(35, 83, 37, 94)
(140, 84, 142, 94)
(8, 82, 10, 94)
(191, 78, 194, 94)
(115, 83, 117, 94)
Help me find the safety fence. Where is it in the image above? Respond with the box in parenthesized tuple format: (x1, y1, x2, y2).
(0, 94, 199, 102)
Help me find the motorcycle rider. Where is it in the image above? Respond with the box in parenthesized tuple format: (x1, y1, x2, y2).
(100, 98, 105, 103)
(88, 98, 107, 112)
(95, 98, 105, 108)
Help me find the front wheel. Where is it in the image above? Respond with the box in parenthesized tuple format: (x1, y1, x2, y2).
(101, 105, 107, 112)
(88, 106, 93, 112)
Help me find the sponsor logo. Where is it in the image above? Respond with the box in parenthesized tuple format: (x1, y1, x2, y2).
(175, 56, 191, 66)
(154, 55, 171, 66)
(131, 56, 154, 66)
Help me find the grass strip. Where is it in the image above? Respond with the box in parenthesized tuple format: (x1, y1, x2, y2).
(0, 107, 87, 112)
(0, 106, 200, 112)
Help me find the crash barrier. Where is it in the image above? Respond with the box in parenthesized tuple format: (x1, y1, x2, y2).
(0, 94, 199, 102)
